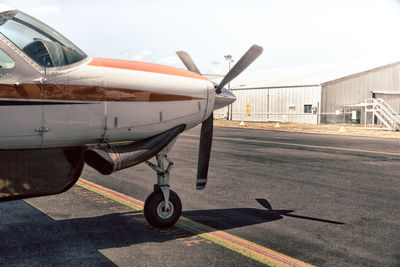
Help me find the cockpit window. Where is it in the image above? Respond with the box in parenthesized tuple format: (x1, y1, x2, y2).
(0, 49, 14, 69)
(0, 10, 87, 67)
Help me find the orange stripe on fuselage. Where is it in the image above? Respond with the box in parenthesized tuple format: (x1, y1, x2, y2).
(89, 58, 208, 81)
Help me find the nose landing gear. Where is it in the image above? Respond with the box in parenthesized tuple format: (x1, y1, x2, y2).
(144, 153, 182, 228)
(144, 189, 181, 228)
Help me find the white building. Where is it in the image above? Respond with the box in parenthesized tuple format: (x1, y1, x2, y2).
(213, 60, 400, 125)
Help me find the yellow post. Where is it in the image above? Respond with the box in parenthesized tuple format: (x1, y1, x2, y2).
(246, 104, 251, 117)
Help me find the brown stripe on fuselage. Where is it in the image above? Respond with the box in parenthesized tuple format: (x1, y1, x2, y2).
(0, 84, 204, 102)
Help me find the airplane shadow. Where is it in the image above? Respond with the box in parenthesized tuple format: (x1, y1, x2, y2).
(0, 199, 344, 265)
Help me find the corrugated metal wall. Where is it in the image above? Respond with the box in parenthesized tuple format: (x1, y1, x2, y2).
(231, 88, 269, 121)
(214, 86, 321, 124)
(375, 93, 400, 112)
(321, 62, 400, 123)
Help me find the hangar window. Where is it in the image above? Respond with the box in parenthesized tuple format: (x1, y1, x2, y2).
(0, 49, 14, 69)
(304, 104, 312, 113)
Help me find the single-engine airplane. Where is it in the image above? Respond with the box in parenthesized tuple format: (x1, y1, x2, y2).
(0, 5, 262, 228)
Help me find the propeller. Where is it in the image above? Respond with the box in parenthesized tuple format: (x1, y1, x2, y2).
(176, 45, 263, 190)
(215, 45, 263, 94)
(176, 51, 201, 75)
(196, 112, 213, 189)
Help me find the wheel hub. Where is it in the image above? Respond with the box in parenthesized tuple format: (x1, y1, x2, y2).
(157, 201, 174, 219)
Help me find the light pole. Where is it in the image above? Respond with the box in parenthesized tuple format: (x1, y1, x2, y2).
(224, 54, 234, 120)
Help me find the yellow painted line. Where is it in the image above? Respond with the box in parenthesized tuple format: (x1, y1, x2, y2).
(76, 179, 143, 211)
(76, 178, 314, 267)
(182, 134, 400, 156)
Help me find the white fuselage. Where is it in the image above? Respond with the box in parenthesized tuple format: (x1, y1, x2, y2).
(0, 57, 215, 149)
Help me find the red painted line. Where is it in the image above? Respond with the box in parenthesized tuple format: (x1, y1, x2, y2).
(211, 231, 303, 267)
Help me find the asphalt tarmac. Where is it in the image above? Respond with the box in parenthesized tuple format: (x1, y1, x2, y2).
(1, 126, 399, 266)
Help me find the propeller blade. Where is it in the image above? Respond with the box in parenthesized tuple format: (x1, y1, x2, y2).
(176, 51, 202, 74)
(215, 44, 263, 94)
(196, 112, 213, 190)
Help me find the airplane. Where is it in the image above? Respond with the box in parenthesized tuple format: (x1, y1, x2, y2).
(0, 5, 262, 228)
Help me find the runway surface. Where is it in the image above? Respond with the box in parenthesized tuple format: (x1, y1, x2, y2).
(1, 126, 399, 266)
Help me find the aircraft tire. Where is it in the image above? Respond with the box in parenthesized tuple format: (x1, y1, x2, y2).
(144, 190, 182, 228)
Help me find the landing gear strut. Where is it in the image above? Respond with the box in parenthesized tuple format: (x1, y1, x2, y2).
(144, 153, 182, 228)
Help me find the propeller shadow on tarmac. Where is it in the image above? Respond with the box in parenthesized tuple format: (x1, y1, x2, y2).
(255, 198, 345, 225)
(182, 198, 345, 231)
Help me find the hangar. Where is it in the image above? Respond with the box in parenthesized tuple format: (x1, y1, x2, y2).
(214, 60, 400, 130)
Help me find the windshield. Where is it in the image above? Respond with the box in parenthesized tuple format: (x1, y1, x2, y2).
(0, 10, 87, 67)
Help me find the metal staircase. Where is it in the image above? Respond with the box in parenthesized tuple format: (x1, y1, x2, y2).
(365, 98, 400, 131)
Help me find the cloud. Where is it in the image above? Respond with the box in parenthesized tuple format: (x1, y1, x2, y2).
(31, 5, 61, 16)
(132, 50, 152, 60)
(205, 67, 225, 75)
(210, 61, 221, 66)
(155, 56, 180, 66)
(119, 50, 132, 58)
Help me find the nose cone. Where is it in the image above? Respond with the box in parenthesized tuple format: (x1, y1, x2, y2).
(213, 87, 236, 110)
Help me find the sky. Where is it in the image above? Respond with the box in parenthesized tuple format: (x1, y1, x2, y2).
(2, 0, 400, 74)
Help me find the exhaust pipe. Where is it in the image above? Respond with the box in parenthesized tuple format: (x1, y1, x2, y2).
(84, 125, 185, 175)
